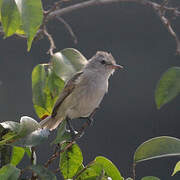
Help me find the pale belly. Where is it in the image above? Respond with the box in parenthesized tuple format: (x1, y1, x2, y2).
(64, 80, 108, 119)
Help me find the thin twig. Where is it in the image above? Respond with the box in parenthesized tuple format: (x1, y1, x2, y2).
(133, 162, 136, 180)
(155, 6, 180, 55)
(56, 16, 78, 44)
(43, 26, 56, 56)
(31, 147, 37, 180)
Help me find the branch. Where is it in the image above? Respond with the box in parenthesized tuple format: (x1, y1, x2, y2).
(56, 16, 78, 44)
(46, 0, 180, 55)
(44, 121, 90, 168)
(46, 0, 162, 19)
(155, 4, 180, 55)
(42, 26, 56, 56)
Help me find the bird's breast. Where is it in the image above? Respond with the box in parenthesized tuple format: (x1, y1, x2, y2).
(66, 76, 108, 119)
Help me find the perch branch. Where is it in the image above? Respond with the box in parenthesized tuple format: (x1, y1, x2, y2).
(44, 121, 90, 168)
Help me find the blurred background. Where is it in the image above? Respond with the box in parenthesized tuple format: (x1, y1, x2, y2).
(0, 0, 180, 179)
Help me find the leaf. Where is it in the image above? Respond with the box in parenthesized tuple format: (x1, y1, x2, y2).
(51, 48, 87, 82)
(141, 176, 160, 180)
(93, 156, 123, 180)
(13, 128, 50, 147)
(76, 165, 98, 180)
(24, 147, 31, 158)
(1, 0, 21, 37)
(77, 156, 123, 180)
(172, 161, 180, 176)
(61, 48, 87, 71)
(47, 69, 65, 100)
(0, 116, 50, 147)
(0, 0, 2, 21)
(134, 136, 180, 163)
(15, 0, 43, 51)
(51, 52, 76, 82)
(32, 64, 50, 118)
(10, 146, 25, 166)
(31, 165, 57, 180)
(155, 67, 180, 109)
(53, 120, 71, 144)
(32, 64, 65, 119)
(60, 143, 83, 179)
(0, 146, 12, 166)
(0, 164, 20, 180)
(0, 131, 20, 145)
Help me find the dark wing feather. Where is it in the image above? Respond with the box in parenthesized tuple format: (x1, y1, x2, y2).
(51, 71, 83, 117)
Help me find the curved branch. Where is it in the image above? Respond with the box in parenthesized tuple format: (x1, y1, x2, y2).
(47, 0, 161, 19)
(46, 0, 180, 55)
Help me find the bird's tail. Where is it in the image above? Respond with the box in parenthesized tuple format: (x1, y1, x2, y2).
(39, 116, 64, 131)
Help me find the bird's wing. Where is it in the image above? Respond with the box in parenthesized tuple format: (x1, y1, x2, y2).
(51, 71, 83, 117)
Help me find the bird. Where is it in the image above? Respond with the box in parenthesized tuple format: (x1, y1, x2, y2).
(40, 51, 123, 135)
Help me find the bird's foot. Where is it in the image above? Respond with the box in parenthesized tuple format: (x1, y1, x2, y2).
(87, 117, 94, 126)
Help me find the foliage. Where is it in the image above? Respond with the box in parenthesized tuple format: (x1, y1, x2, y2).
(0, 0, 180, 180)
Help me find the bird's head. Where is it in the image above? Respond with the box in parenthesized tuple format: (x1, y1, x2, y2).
(86, 51, 123, 77)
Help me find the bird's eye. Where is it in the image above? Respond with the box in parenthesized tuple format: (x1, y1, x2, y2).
(101, 60, 106, 64)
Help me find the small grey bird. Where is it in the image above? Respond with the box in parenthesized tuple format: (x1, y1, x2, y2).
(40, 51, 123, 132)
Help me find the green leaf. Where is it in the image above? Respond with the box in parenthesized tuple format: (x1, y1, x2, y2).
(47, 68, 65, 105)
(15, 0, 43, 51)
(60, 143, 83, 179)
(1, 0, 21, 37)
(53, 120, 72, 144)
(31, 165, 57, 180)
(93, 156, 123, 180)
(10, 146, 25, 166)
(61, 48, 87, 71)
(155, 67, 180, 109)
(32, 64, 65, 118)
(141, 176, 160, 180)
(51, 48, 87, 82)
(0, 164, 20, 180)
(76, 164, 98, 180)
(0, 146, 12, 166)
(0, 116, 49, 147)
(24, 147, 31, 158)
(172, 161, 180, 176)
(32, 64, 50, 118)
(134, 136, 180, 163)
(77, 156, 123, 180)
(0, 0, 3, 21)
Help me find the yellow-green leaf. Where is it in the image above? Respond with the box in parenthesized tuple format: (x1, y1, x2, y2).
(10, 146, 25, 166)
(172, 161, 180, 176)
(60, 143, 83, 179)
(1, 0, 21, 37)
(15, 0, 43, 51)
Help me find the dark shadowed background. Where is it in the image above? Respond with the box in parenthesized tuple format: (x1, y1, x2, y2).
(0, 1, 180, 179)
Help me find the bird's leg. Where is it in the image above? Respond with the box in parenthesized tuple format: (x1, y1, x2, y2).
(66, 117, 76, 139)
(87, 107, 99, 126)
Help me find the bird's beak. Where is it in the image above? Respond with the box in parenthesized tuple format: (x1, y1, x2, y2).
(110, 64, 123, 69)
